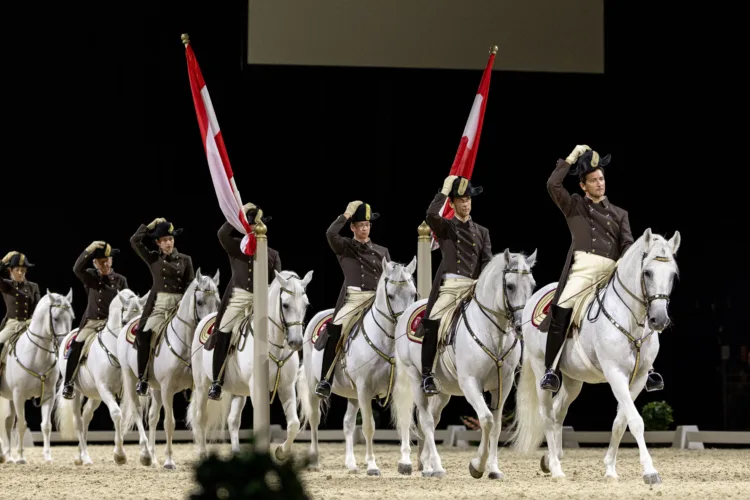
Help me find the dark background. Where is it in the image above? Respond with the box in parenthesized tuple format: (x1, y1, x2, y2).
(2, 1, 746, 435)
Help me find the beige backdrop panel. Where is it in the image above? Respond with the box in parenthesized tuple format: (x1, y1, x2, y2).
(247, 0, 603, 73)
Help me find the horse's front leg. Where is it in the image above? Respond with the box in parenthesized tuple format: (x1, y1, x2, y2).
(486, 371, 518, 481)
(343, 398, 360, 472)
(40, 388, 57, 464)
(161, 387, 178, 469)
(603, 368, 660, 484)
(228, 396, 246, 454)
(11, 391, 27, 464)
(79, 398, 101, 465)
(356, 385, 381, 476)
(98, 387, 127, 465)
(148, 389, 163, 466)
(0, 399, 12, 463)
(457, 376, 493, 479)
(274, 372, 300, 462)
(550, 376, 583, 462)
(410, 377, 444, 477)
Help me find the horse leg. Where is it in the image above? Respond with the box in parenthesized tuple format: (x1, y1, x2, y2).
(603, 403, 628, 480)
(11, 391, 27, 464)
(161, 389, 178, 469)
(486, 375, 517, 481)
(356, 387, 381, 476)
(70, 393, 89, 465)
(148, 389, 163, 465)
(275, 379, 300, 462)
(343, 398, 360, 472)
(604, 370, 660, 484)
(228, 396, 245, 454)
(306, 387, 322, 471)
(410, 377, 443, 477)
(98, 388, 127, 465)
(551, 376, 583, 462)
(80, 398, 101, 465)
(0, 399, 12, 463)
(458, 376, 494, 479)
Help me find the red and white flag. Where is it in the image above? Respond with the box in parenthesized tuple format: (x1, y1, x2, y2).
(432, 47, 497, 250)
(183, 35, 256, 255)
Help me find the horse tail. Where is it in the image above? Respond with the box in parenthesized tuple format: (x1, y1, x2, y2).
(508, 345, 545, 454)
(190, 392, 231, 443)
(390, 352, 416, 438)
(54, 384, 77, 441)
(295, 364, 311, 432)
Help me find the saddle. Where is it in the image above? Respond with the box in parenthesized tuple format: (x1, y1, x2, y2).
(201, 311, 252, 352)
(0, 329, 25, 378)
(313, 306, 369, 353)
(63, 328, 101, 361)
(130, 305, 180, 352)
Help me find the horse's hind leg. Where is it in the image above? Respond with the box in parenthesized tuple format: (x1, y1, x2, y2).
(410, 377, 444, 477)
(79, 398, 101, 465)
(343, 398, 360, 472)
(148, 389, 163, 465)
(228, 396, 246, 454)
(551, 376, 583, 461)
(458, 376, 493, 479)
(0, 399, 12, 463)
(604, 368, 660, 484)
(11, 391, 27, 464)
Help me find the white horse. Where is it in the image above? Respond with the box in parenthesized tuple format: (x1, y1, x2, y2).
(187, 270, 313, 460)
(298, 257, 417, 475)
(0, 289, 75, 464)
(510, 229, 680, 484)
(55, 289, 147, 465)
(117, 269, 220, 469)
(394, 249, 537, 479)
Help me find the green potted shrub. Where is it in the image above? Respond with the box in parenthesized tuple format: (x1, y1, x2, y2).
(641, 401, 674, 431)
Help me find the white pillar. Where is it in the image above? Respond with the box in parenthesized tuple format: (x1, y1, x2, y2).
(252, 220, 270, 452)
(417, 221, 432, 299)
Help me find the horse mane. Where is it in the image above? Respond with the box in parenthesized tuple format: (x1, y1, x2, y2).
(621, 231, 680, 276)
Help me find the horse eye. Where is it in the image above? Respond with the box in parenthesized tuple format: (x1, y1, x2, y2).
(197, 300, 204, 306)
(283, 303, 289, 309)
(644, 270, 652, 279)
(388, 294, 395, 300)
(507, 284, 516, 292)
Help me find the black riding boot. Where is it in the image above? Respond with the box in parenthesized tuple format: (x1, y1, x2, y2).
(315, 323, 342, 398)
(208, 330, 231, 401)
(136, 328, 152, 396)
(420, 319, 441, 395)
(541, 305, 572, 392)
(62, 341, 85, 399)
(645, 369, 664, 392)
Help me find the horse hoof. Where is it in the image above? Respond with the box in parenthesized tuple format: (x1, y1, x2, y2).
(431, 470, 446, 478)
(140, 455, 152, 467)
(164, 463, 176, 470)
(0, 455, 6, 464)
(74, 458, 83, 466)
(540, 455, 550, 474)
(367, 469, 381, 476)
(468, 462, 483, 479)
(274, 447, 287, 461)
(114, 453, 127, 465)
(15, 459, 27, 465)
(45, 459, 54, 465)
(347, 467, 359, 474)
(488, 472, 504, 480)
(604, 474, 618, 482)
(643, 473, 662, 485)
(398, 463, 412, 475)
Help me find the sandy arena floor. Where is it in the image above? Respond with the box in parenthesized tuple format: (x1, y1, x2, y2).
(0, 443, 748, 499)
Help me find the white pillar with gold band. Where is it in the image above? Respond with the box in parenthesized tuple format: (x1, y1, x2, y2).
(252, 219, 270, 451)
(417, 221, 432, 299)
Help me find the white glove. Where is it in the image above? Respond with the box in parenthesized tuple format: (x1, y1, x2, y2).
(86, 241, 106, 253)
(441, 175, 458, 196)
(565, 144, 591, 165)
(147, 217, 166, 230)
(2, 251, 18, 264)
(344, 201, 363, 218)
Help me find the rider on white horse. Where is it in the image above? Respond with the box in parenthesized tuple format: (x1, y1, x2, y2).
(207, 203, 282, 401)
(62, 241, 129, 399)
(419, 175, 493, 395)
(539, 145, 663, 392)
(315, 201, 391, 399)
(0, 252, 40, 360)
(130, 218, 195, 396)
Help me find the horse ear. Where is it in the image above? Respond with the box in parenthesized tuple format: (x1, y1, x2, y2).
(195, 267, 203, 281)
(46, 288, 51, 297)
(669, 231, 681, 254)
(66, 288, 73, 303)
(301, 270, 314, 288)
(405, 256, 417, 275)
(139, 293, 149, 307)
(117, 290, 126, 305)
(382, 256, 390, 273)
(526, 249, 538, 267)
(504, 248, 511, 263)
(212, 269, 220, 285)
(643, 228, 653, 245)
(274, 270, 289, 288)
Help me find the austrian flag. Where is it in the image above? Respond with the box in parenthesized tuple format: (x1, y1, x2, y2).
(432, 46, 497, 250)
(182, 34, 256, 255)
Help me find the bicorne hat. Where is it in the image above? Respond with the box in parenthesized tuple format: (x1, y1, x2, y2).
(149, 221, 183, 239)
(449, 176, 483, 199)
(7, 253, 34, 268)
(569, 149, 611, 180)
(92, 243, 119, 259)
(244, 203, 272, 225)
(351, 203, 379, 223)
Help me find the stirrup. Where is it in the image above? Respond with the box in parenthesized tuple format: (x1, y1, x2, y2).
(314, 379, 331, 398)
(135, 379, 149, 396)
(62, 383, 75, 400)
(208, 382, 223, 401)
(540, 369, 560, 392)
(645, 371, 664, 392)
(422, 373, 440, 395)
